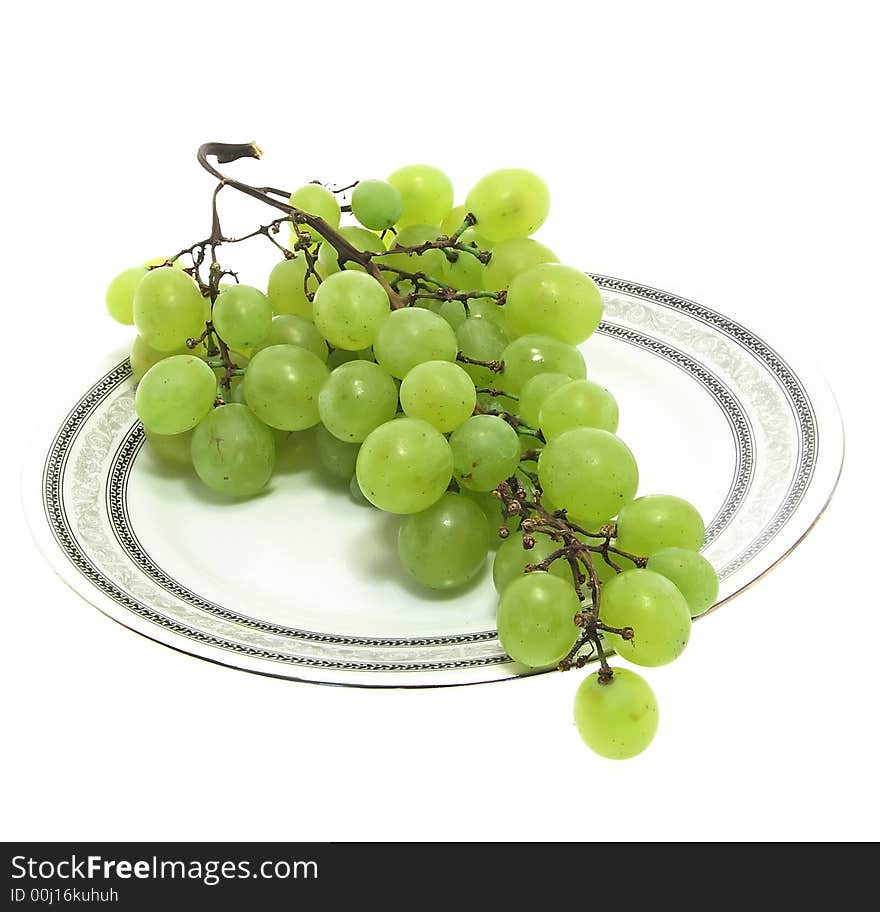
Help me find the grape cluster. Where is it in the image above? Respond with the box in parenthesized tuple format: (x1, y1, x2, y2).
(105, 143, 719, 759)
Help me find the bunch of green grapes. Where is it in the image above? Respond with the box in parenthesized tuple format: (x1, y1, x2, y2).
(104, 149, 718, 760)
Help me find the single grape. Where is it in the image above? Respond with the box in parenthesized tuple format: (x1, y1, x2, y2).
(539, 379, 619, 439)
(538, 427, 638, 523)
(349, 474, 372, 505)
(312, 271, 390, 351)
(601, 568, 691, 667)
(190, 403, 275, 497)
(399, 360, 476, 432)
(466, 169, 550, 242)
(356, 418, 453, 514)
(455, 316, 509, 388)
(318, 360, 399, 442)
(496, 572, 580, 667)
(373, 307, 458, 378)
(615, 495, 706, 556)
(501, 334, 587, 394)
(316, 226, 386, 276)
(483, 238, 558, 291)
(468, 298, 508, 330)
(267, 256, 320, 319)
(327, 346, 374, 369)
(427, 299, 467, 331)
(289, 184, 341, 243)
(256, 314, 329, 362)
(133, 267, 206, 353)
(352, 179, 403, 230)
(387, 164, 454, 228)
(243, 344, 329, 430)
(378, 224, 447, 281)
(314, 424, 360, 481)
(106, 266, 147, 325)
(647, 547, 719, 618)
(518, 372, 571, 426)
(492, 532, 572, 593)
(574, 667, 659, 760)
(130, 335, 188, 381)
(449, 414, 520, 491)
(212, 284, 272, 351)
(398, 493, 489, 589)
(135, 355, 217, 435)
(506, 264, 603, 345)
(441, 204, 467, 236)
(462, 489, 510, 548)
(144, 429, 193, 467)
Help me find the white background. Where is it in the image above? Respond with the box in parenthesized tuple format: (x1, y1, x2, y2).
(2, 1, 877, 841)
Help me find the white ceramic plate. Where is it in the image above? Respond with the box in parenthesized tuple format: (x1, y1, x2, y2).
(24, 275, 844, 687)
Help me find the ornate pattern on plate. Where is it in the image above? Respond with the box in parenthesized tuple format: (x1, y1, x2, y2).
(39, 277, 821, 681)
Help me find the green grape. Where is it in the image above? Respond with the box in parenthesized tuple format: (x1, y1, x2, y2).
(648, 547, 719, 618)
(327, 346, 374, 368)
(256, 314, 329, 362)
(539, 379, 619, 439)
(289, 184, 341, 243)
(373, 307, 457, 378)
(500, 334, 587, 394)
(468, 298, 508, 330)
(316, 226, 386, 276)
(462, 489, 509, 547)
(616, 495, 706, 557)
(144, 429, 193, 467)
(133, 267, 206, 353)
(538, 427, 638, 523)
(428, 299, 467, 330)
(135, 355, 217, 435)
(441, 205, 467, 236)
(130, 335, 189, 381)
(518, 372, 571, 426)
(212, 285, 272, 351)
(312, 271, 390, 351)
(378, 224, 447, 281)
(466, 168, 550, 242)
(314, 424, 360, 480)
(492, 532, 572, 593)
(440, 228, 490, 291)
(267, 256, 319, 319)
(478, 392, 519, 416)
(600, 568, 692, 667)
(243, 344, 329, 431)
(399, 360, 476, 432)
(449, 415, 520, 491)
(496, 572, 580, 667)
(190, 403, 275, 497)
(318, 360, 399, 442)
(106, 266, 147, 325)
(356, 418, 453, 514)
(398, 493, 489, 589)
(483, 238, 558, 291)
(350, 474, 372, 505)
(506, 264, 603, 345)
(455, 316, 509, 388)
(387, 164, 454, 228)
(352, 179, 403, 230)
(574, 667, 659, 760)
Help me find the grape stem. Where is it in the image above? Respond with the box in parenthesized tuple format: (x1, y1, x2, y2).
(493, 475, 648, 675)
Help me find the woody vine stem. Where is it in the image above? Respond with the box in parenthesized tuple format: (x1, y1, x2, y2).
(156, 141, 648, 680)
